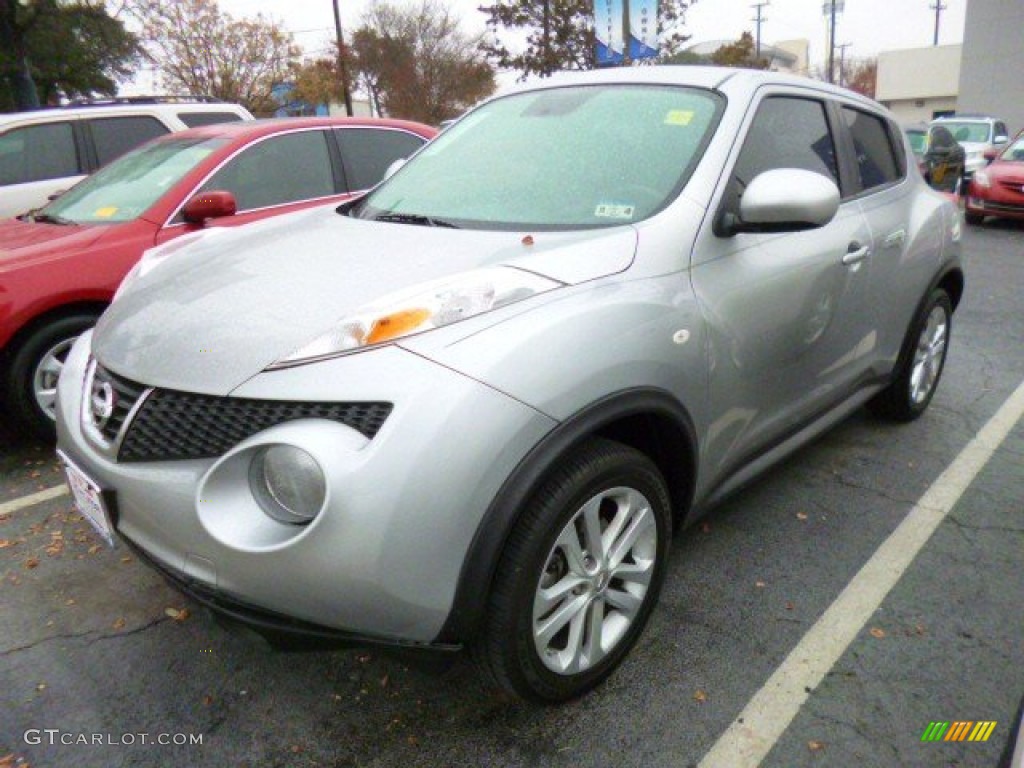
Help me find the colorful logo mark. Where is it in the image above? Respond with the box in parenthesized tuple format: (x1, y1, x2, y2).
(921, 721, 997, 742)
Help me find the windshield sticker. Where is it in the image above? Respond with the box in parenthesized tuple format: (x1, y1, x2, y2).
(94, 206, 118, 218)
(664, 110, 694, 126)
(595, 203, 635, 219)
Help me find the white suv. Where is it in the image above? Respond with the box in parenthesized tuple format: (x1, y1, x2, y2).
(0, 98, 253, 218)
(929, 113, 1010, 179)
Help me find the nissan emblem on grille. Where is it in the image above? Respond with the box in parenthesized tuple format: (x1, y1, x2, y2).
(90, 375, 116, 430)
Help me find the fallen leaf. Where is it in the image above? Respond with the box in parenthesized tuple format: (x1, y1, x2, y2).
(785, 601, 794, 611)
(869, 627, 886, 638)
(173, 608, 190, 622)
(380, 674, 389, 688)
(65, 599, 76, 606)
(36, 683, 47, 691)
(808, 740, 825, 752)
(25, 557, 39, 569)
(693, 689, 708, 703)
(88, 545, 102, 555)
(796, 512, 808, 520)
(700, 522, 711, 534)
(112, 617, 126, 630)
(0, 539, 12, 548)
(165, 607, 182, 619)
(120, 556, 133, 563)
(203, 695, 213, 706)
(755, 581, 766, 588)
(290, 745, 303, 754)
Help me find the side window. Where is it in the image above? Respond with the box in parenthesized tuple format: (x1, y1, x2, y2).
(200, 130, 335, 211)
(842, 107, 901, 191)
(91, 116, 170, 166)
(995, 122, 1008, 140)
(0, 122, 79, 186)
(732, 97, 839, 188)
(178, 111, 245, 128)
(334, 128, 426, 190)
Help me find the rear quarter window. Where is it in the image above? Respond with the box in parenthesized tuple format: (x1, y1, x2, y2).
(335, 128, 427, 191)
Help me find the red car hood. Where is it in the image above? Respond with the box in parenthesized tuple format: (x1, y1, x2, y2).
(987, 161, 1024, 183)
(0, 217, 107, 271)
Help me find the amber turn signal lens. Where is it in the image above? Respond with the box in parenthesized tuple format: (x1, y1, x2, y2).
(365, 308, 431, 345)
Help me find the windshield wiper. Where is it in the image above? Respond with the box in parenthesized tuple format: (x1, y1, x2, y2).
(373, 212, 459, 229)
(24, 212, 75, 226)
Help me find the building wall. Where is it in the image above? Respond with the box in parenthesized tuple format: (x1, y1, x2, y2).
(876, 45, 961, 102)
(958, 0, 1024, 135)
(880, 97, 958, 125)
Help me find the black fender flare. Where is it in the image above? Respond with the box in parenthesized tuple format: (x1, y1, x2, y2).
(434, 387, 698, 645)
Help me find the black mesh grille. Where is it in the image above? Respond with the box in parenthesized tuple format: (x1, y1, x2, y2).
(117, 390, 392, 463)
(94, 366, 148, 443)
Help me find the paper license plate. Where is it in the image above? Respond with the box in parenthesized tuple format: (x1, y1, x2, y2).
(58, 451, 114, 547)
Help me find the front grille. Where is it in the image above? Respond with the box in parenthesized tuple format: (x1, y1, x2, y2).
(981, 200, 1024, 214)
(92, 366, 148, 443)
(118, 390, 392, 462)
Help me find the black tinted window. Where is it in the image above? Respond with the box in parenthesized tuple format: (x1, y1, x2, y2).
(842, 107, 901, 191)
(91, 116, 169, 166)
(335, 128, 426, 190)
(201, 129, 335, 211)
(178, 111, 244, 128)
(0, 122, 79, 185)
(733, 97, 839, 188)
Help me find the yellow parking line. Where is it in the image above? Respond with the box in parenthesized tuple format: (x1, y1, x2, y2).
(0, 484, 68, 516)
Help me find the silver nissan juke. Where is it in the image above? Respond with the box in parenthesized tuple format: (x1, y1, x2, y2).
(56, 67, 963, 702)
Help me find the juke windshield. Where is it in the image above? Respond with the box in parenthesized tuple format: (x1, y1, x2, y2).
(354, 85, 724, 231)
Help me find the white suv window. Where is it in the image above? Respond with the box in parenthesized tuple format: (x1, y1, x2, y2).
(0, 122, 80, 185)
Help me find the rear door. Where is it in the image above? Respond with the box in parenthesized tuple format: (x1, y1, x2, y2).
(0, 120, 87, 217)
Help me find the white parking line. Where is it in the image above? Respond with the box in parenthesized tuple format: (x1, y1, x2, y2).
(0, 484, 68, 517)
(699, 378, 1024, 768)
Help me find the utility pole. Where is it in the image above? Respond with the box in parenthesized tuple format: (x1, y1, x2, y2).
(822, 0, 843, 84)
(542, 0, 551, 75)
(751, 1, 769, 59)
(837, 42, 851, 86)
(622, 0, 631, 66)
(332, 0, 354, 116)
(929, 0, 946, 45)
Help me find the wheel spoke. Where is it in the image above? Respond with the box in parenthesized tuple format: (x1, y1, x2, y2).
(39, 355, 64, 378)
(607, 506, 654, 568)
(581, 496, 605, 564)
(603, 585, 642, 618)
(554, 524, 589, 576)
(534, 573, 587, 616)
(535, 592, 588, 648)
(611, 560, 653, 588)
(36, 387, 57, 411)
(581, 597, 606, 665)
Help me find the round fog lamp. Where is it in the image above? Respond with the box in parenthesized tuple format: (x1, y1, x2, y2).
(251, 446, 326, 524)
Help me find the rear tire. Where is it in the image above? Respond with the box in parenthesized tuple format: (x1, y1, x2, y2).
(868, 289, 952, 422)
(4, 313, 98, 441)
(476, 438, 672, 702)
(964, 211, 984, 226)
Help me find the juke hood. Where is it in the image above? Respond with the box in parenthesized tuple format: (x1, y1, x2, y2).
(93, 206, 638, 394)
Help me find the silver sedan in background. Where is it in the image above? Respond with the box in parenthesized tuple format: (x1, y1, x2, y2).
(56, 67, 962, 702)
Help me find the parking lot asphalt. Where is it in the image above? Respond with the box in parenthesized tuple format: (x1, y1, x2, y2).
(1, 221, 1022, 768)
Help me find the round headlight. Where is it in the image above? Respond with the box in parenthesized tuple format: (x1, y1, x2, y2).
(250, 446, 326, 524)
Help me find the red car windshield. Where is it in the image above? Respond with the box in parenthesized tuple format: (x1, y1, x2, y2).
(42, 137, 227, 224)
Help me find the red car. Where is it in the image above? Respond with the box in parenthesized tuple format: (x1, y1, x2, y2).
(0, 117, 436, 438)
(965, 129, 1024, 225)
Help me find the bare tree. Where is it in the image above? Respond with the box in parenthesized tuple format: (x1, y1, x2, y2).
(125, 0, 299, 114)
(352, 0, 495, 125)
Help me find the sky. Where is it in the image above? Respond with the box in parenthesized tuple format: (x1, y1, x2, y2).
(215, 0, 968, 71)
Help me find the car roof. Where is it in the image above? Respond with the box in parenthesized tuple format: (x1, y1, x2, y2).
(0, 100, 249, 127)
(494, 65, 883, 113)
(154, 116, 437, 143)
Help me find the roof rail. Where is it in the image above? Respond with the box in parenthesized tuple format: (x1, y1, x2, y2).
(60, 95, 227, 108)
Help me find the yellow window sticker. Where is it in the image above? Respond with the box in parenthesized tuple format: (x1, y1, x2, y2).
(94, 206, 118, 218)
(664, 110, 694, 126)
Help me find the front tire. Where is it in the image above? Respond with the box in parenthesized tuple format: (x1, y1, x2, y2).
(477, 438, 672, 702)
(869, 289, 952, 422)
(4, 313, 98, 440)
(964, 211, 984, 226)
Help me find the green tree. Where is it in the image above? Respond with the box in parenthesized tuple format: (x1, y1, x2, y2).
(0, 1, 140, 112)
(352, 0, 495, 124)
(710, 31, 769, 69)
(287, 55, 352, 113)
(479, 0, 697, 79)
(125, 0, 299, 115)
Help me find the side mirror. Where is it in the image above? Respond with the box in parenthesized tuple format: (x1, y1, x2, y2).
(182, 190, 237, 225)
(47, 190, 67, 201)
(719, 168, 840, 236)
(994, 135, 1009, 144)
(982, 148, 999, 163)
(384, 158, 406, 180)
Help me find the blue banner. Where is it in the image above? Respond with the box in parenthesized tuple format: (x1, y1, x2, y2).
(595, 0, 625, 65)
(628, 0, 659, 59)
